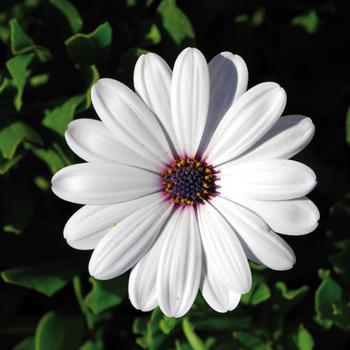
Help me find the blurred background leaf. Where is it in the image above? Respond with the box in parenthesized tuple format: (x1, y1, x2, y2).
(65, 22, 112, 66)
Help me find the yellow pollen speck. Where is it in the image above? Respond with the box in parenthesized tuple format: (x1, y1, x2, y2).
(112, 224, 117, 228)
(205, 168, 211, 174)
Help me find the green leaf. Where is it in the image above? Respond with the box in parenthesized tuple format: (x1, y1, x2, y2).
(175, 340, 192, 350)
(157, 0, 195, 46)
(294, 324, 314, 350)
(10, 19, 52, 62)
(250, 261, 267, 271)
(133, 317, 148, 336)
(235, 14, 250, 25)
(235, 7, 266, 27)
(272, 282, 309, 314)
(73, 276, 98, 330)
(84, 275, 128, 314)
(329, 240, 350, 282)
(346, 107, 350, 145)
(241, 279, 271, 306)
(65, 22, 112, 65)
(195, 312, 253, 332)
(6, 53, 34, 110)
(275, 282, 309, 301)
(159, 316, 178, 334)
(1, 260, 84, 296)
(49, 0, 83, 34)
(42, 95, 84, 135)
(30, 73, 49, 87)
(0, 119, 42, 159)
(0, 152, 24, 174)
(10, 19, 34, 54)
(34, 175, 50, 190)
(118, 47, 148, 79)
(314, 269, 350, 330)
(315, 269, 342, 328)
(1, 177, 33, 234)
(143, 23, 162, 45)
(292, 10, 320, 34)
(0, 76, 13, 95)
(182, 318, 206, 350)
(79, 340, 104, 350)
(133, 309, 167, 349)
(328, 194, 350, 233)
(251, 7, 266, 27)
(127, 0, 139, 6)
(34, 311, 84, 350)
(0, 24, 10, 44)
(13, 337, 35, 350)
(79, 65, 100, 110)
(232, 330, 268, 350)
(32, 144, 70, 173)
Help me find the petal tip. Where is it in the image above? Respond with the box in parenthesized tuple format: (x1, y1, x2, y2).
(88, 266, 107, 281)
(92, 78, 116, 93)
(299, 116, 315, 133)
(240, 280, 252, 294)
(88, 255, 114, 280)
(51, 171, 62, 193)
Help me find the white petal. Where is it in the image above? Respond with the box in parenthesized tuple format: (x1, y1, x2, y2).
(65, 119, 154, 170)
(64, 195, 157, 250)
(134, 53, 176, 146)
(206, 82, 286, 165)
(219, 159, 316, 201)
(234, 197, 320, 236)
(213, 197, 296, 270)
(201, 254, 240, 313)
(51, 163, 159, 205)
(157, 207, 202, 318)
(128, 222, 169, 312)
(197, 203, 251, 294)
(91, 78, 172, 170)
(199, 52, 248, 152)
(171, 48, 210, 156)
(233, 115, 315, 163)
(89, 193, 171, 280)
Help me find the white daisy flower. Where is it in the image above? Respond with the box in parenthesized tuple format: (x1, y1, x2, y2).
(52, 48, 319, 318)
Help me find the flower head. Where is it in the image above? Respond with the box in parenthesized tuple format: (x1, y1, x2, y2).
(52, 48, 319, 317)
(160, 157, 218, 206)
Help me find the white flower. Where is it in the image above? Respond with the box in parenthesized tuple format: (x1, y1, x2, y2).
(52, 48, 319, 318)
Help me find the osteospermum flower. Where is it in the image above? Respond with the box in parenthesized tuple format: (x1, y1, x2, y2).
(52, 48, 319, 317)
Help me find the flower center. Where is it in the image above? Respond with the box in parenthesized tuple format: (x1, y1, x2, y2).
(160, 157, 219, 206)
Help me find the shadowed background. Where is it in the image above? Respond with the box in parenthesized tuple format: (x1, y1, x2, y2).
(0, 0, 349, 349)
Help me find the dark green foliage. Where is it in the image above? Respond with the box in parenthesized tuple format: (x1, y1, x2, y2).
(0, 0, 349, 349)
